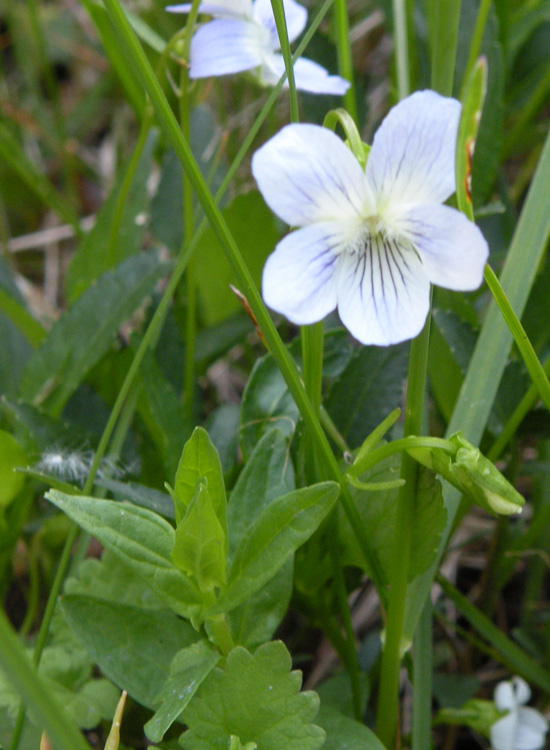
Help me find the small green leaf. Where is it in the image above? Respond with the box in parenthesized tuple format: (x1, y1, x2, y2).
(172, 482, 227, 593)
(46, 491, 203, 619)
(180, 641, 325, 750)
(210, 482, 339, 616)
(145, 640, 220, 742)
(316, 706, 386, 750)
(174, 428, 227, 550)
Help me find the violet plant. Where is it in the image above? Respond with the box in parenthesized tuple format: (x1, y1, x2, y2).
(1, 1, 550, 750)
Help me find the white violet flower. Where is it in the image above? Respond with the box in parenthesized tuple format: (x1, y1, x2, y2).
(252, 90, 490, 346)
(165, 0, 350, 95)
(490, 676, 548, 750)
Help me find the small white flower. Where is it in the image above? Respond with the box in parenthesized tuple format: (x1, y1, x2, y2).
(490, 676, 549, 750)
(166, 0, 350, 95)
(251, 90, 490, 346)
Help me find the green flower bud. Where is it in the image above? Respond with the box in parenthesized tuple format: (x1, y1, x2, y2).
(407, 432, 524, 516)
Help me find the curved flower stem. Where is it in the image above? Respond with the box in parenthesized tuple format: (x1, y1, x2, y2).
(334, 0, 357, 124)
(375, 310, 432, 748)
(270, 0, 299, 122)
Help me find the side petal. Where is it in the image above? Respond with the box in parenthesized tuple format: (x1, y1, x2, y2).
(166, 1, 252, 17)
(366, 90, 461, 210)
(252, 0, 307, 45)
(189, 18, 261, 79)
(259, 53, 350, 95)
(252, 123, 371, 227)
(513, 677, 532, 707)
(262, 223, 345, 324)
(490, 712, 518, 750)
(336, 235, 430, 346)
(395, 203, 488, 291)
(516, 708, 549, 750)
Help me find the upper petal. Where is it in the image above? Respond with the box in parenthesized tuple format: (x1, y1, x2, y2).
(491, 712, 519, 750)
(262, 222, 346, 324)
(336, 235, 430, 345)
(516, 708, 549, 750)
(394, 203, 488, 291)
(366, 90, 461, 211)
(252, 123, 371, 227)
(253, 0, 307, 45)
(189, 18, 262, 78)
(166, 1, 253, 17)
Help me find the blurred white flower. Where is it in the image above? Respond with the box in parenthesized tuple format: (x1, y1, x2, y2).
(166, 0, 350, 94)
(491, 676, 548, 750)
(252, 90, 489, 346)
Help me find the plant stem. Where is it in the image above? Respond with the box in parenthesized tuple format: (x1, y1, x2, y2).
(376, 312, 431, 748)
(334, 0, 357, 123)
(392, 0, 410, 99)
(430, 0, 461, 97)
(270, 0, 299, 122)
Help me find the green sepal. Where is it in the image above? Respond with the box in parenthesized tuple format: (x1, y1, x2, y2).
(434, 698, 502, 738)
(407, 432, 524, 516)
(172, 480, 227, 593)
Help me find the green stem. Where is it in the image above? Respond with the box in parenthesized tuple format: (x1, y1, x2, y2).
(412, 600, 433, 750)
(392, 0, 410, 99)
(101, 0, 386, 592)
(333, 0, 357, 123)
(328, 517, 363, 722)
(270, 0, 299, 122)
(376, 312, 432, 748)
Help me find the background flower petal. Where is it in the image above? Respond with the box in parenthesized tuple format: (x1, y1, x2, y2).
(513, 677, 532, 707)
(366, 90, 461, 210)
(252, 0, 307, 45)
(491, 712, 519, 750)
(516, 708, 549, 750)
(166, 1, 252, 16)
(262, 223, 344, 324)
(395, 203, 488, 291)
(495, 681, 517, 712)
(252, 124, 371, 227)
(336, 236, 430, 345)
(259, 54, 349, 94)
(189, 18, 261, 78)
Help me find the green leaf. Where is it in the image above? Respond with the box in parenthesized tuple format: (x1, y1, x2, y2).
(0, 287, 45, 349)
(144, 640, 220, 742)
(61, 595, 199, 708)
(46, 491, 203, 619)
(0, 431, 27, 510)
(227, 429, 295, 558)
(341, 463, 445, 584)
(316, 706, 386, 750)
(20, 252, 167, 415)
(180, 641, 325, 750)
(205, 403, 240, 476)
(225, 430, 295, 647)
(325, 343, 409, 449)
(66, 132, 156, 301)
(210, 482, 339, 616)
(174, 427, 227, 548)
(97, 478, 175, 519)
(136, 346, 191, 480)
(194, 191, 281, 325)
(172, 481, 227, 593)
(240, 354, 300, 461)
(0, 258, 33, 397)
